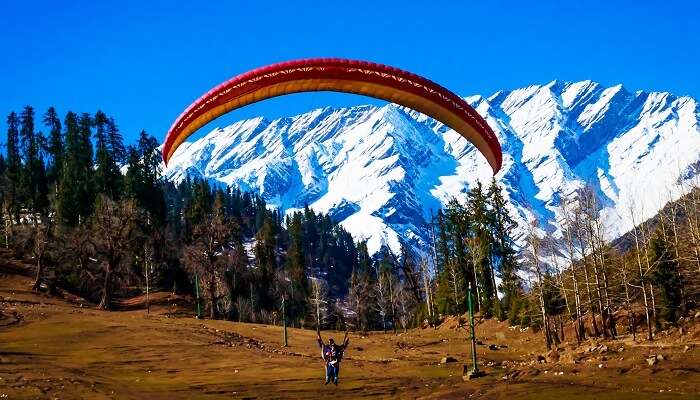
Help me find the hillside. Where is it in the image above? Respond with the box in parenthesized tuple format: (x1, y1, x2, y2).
(613, 186, 700, 253)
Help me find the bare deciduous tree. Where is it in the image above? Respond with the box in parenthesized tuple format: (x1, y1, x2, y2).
(627, 196, 654, 340)
(418, 257, 434, 320)
(525, 217, 551, 350)
(308, 276, 329, 330)
(347, 269, 372, 332)
(31, 218, 53, 291)
(90, 196, 141, 310)
(183, 208, 237, 319)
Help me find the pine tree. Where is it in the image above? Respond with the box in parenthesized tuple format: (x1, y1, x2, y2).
(93, 111, 122, 199)
(487, 178, 519, 320)
(107, 117, 126, 164)
(286, 211, 309, 322)
(325, 223, 357, 297)
(181, 178, 212, 230)
(18, 106, 35, 210)
(123, 147, 144, 202)
(19, 106, 38, 177)
(123, 132, 165, 224)
(42, 107, 63, 185)
(253, 213, 278, 310)
(139, 131, 165, 223)
(0, 153, 6, 243)
(542, 272, 567, 345)
(4, 112, 21, 221)
(78, 112, 95, 212)
(57, 112, 94, 224)
(16, 106, 49, 215)
(649, 228, 682, 324)
(445, 198, 471, 314)
(467, 182, 496, 316)
(436, 209, 450, 269)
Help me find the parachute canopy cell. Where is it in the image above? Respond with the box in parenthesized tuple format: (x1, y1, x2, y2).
(162, 58, 502, 173)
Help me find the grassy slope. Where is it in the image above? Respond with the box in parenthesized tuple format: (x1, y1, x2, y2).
(1, 272, 699, 399)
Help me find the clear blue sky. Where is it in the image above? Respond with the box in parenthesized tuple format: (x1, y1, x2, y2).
(1, 0, 698, 145)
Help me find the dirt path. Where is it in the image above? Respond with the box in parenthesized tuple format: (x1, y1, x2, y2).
(1, 272, 698, 399)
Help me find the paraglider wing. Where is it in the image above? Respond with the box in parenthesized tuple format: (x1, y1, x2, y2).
(162, 58, 502, 173)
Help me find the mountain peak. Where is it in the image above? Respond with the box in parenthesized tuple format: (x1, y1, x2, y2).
(164, 81, 700, 256)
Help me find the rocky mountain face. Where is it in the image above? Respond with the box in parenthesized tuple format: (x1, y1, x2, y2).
(163, 80, 700, 256)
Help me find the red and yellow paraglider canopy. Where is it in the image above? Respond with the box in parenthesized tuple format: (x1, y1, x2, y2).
(162, 58, 502, 173)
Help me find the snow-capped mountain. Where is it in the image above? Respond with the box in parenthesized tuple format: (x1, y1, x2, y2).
(164, 80, 700, 256)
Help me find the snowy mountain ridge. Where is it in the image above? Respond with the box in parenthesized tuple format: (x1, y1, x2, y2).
(163, 80, 700, 257)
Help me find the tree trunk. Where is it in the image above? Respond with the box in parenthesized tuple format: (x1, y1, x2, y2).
(548, 243, 569, 342)
(32, 258, 43, 291)
(489, 245, 498, 306)
(388, 275, 397, 334)
(667, 203, 687, 314)
(420, 259, 434, 320)
(580, 256, 599, 337)
(572, 207, 599, 338)
(3, 212, 9, 249)
(571, 265, 583, 343)
(638, 223, 658, 327)
(209, 275, 216, 319)
(586, 217, 607, 338)
(591, 258, 607, 338)
(563, 220, 584, 343)
(145, 259, 150, 316)
(449, 261, 461, 309)
(99, 266, 113, 310)
(472, 259, 481, 312)
(649, 282, 657, 323)
(538, 278, 551, 350)
(620, 259, 636, 340)
(629, 206, 653, 341)
(593, 217, 615, 338)
(527, 222, 550, 350)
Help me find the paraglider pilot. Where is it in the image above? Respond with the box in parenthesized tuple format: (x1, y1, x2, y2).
(317, 328, 349, 385)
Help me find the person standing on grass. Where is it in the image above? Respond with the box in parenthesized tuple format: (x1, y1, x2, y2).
(316, 329, 349, 385)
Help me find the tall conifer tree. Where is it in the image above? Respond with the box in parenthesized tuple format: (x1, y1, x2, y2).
(43, 107, 63, 186)
(57, 112, 94, 224)
(93, 110, 122, 199)
(487, 178, 520, 320)
(650, 229, 682, 324)
(4, 112, 21, 220)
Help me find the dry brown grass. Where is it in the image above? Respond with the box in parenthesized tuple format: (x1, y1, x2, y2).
(1, 271, 699, 399)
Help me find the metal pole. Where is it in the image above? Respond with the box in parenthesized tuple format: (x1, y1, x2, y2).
(469, 282, 478, 373)
(282, 296, 288, 347)
(195, 272, 202, 319)
(463, 282, 484, 380)
(145, 216, 151, 316)
(145, 256, 150, 316)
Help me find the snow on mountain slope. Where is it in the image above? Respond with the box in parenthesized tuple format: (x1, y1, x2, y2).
(163, 81, 700, 256)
